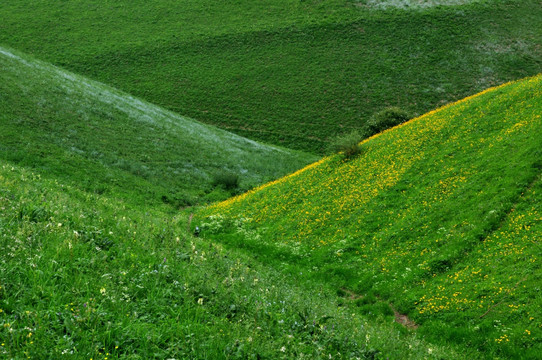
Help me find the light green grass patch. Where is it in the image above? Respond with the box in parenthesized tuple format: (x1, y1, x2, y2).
(196, 75, 542, 358)
(0, 46, 316, 206)
(357, 0, 489, 9)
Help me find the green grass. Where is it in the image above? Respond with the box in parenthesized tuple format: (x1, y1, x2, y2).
(1, 0, 540, 153)
(0, 158, 473, 359)
(2, 1, 541, 357)
(196, 75, 542, 358)
(0, 46, 315, 207)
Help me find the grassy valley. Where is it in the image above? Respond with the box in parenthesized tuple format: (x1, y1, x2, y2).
(1, 159, 471, 359)
(1, 0, 541, 358)
(1, 0, 540, 152)
(0, 50, 473, 354)
(196, 75, 542, 358)
(0, 46, 315, 207)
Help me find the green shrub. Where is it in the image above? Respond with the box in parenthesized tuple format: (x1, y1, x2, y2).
(161, 191, 198, 208)
(204, 187, 232, 203)
(365, 107, 411, 136)
(212, 170, 240, 190)
(327, 130, 362, 158)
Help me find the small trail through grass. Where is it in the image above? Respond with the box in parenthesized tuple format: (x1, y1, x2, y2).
(340, 287, 419, 329)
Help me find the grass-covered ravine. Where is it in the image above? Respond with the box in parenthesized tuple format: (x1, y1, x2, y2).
(2, 1, 541, 358)
(0, 161, 474, 359)
(0, 46, 315, 207)
(1, 0, 541, 152)
(196, 75, 542, 358)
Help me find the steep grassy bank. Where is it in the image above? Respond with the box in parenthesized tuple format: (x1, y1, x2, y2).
(196, 75, 542, 358)
(0, 158, 473, 359)
(0, 47, 315, 207)
(1, 0, 540, 152)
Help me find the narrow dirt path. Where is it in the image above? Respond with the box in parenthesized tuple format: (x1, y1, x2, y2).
(340, 288, 418, 329)
(389, 303, 419, 329)
(187, 213, 194, 233)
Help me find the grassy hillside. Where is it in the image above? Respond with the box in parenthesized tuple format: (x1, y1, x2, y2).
(0, 46, 315, 207)
(1, 0, 540, 152)
(1, 158, 476, 359)
(196, 75, 542, 358)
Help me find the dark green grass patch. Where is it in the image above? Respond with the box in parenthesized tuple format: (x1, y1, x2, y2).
(1, 0, 540, 152)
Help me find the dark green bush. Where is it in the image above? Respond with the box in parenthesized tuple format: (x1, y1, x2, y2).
(326, 130, 362, 158)
(161, 191, 198, 208)
(365, 107, 411, 136)
(212, 170, 240, 190)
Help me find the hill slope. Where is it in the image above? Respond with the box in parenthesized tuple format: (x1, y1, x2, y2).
(0, 46, 316, 206)
(196, 75, 542, 358)
(1, 159, 475, 359)
(1, 0, 540, 152)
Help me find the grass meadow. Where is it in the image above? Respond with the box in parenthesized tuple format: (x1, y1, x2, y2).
(0, 159, 472, 359)
(1, 0, 541, 358)
(0, 46, 315, 207)
(196, 75, 542, 359)
(1, 0, 540, 152)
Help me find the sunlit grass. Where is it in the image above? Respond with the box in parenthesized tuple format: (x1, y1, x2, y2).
(196, 75, 542, 358)
(0, 160, 470, 359)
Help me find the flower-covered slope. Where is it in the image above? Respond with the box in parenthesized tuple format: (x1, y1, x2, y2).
(197, 75, 542, 358)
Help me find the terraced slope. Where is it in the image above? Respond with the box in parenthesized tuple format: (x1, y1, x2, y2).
(196, 75, 542, 358)
(1, 0, 540, 152)
(0, 47, 316, 206)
